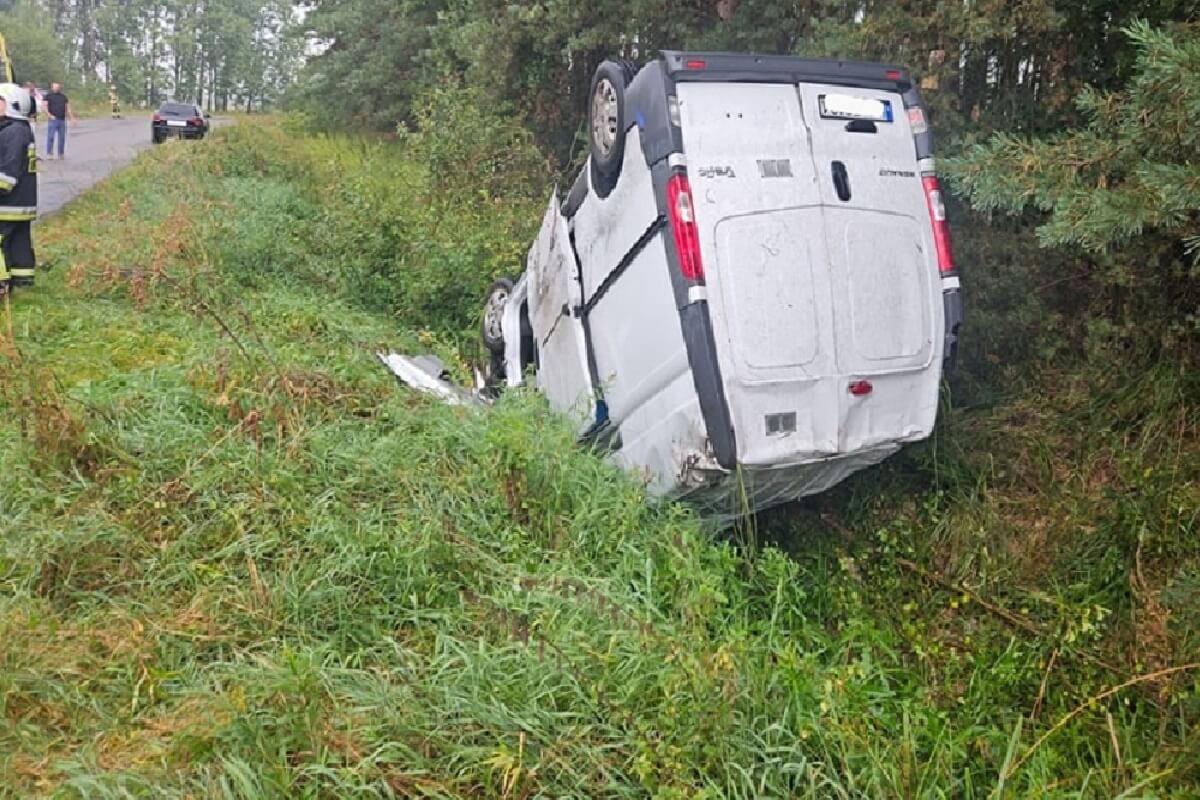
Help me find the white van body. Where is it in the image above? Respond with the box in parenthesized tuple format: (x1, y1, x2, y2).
(487, 52, 962, 522)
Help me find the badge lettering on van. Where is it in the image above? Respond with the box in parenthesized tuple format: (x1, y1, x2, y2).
(698, 165, 736, 179)
(758, 159, 793, 178)
(879, 168, 916, 178)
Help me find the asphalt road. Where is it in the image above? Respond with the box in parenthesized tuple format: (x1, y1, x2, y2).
(34, 115, 156, 217)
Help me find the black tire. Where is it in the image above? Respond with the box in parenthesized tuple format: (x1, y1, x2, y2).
(482, 277, 515, 354)
(481, 349, 507, 397)
(589, 60, 630, 199)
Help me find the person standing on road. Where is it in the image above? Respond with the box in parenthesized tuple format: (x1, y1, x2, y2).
(43, 82, 74, 160)
(0, 85, 38, 296)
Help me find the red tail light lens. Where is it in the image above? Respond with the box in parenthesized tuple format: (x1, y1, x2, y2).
(885, 69, 902, 81)
(686, 59, 706, 70)
(153, 114, 163, 122)
(189, 117, 203, 126)
(921, 175, 955, 274)
(666, 173, 704, 282)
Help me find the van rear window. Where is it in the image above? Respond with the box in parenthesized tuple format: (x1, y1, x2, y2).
(819, 94, 893, 122)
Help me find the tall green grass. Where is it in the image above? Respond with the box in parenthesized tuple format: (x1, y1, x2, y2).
(0, 121, 1196, 797)
(197, 100, 546, 347)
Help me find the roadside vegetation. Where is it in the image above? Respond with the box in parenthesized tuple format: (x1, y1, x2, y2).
(1, 99, 1197, 796)
(0, 1, 1197, 797)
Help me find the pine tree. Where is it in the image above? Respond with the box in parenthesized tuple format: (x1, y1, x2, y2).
(947, 21, 1200, 355)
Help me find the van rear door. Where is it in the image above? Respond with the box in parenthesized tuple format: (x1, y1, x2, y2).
(677, 80, 939, 465)
(676, 82, 836, 387)
(795, 83, 938, 376)
(677, 82, 844, 461)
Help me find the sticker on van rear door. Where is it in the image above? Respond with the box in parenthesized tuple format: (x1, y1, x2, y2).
(757, 159, 793, 178)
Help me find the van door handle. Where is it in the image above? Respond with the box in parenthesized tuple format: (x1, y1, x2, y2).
(831, 160, 851, 202)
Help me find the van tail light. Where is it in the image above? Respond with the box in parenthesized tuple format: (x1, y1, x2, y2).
(686, 59, 706, 70)
(153, 113, 163, 122)
(189, 117, 203, 126)
(666, 172, 705, 282)
(922, 175, 955, 275)
(906, 106, 927, 135)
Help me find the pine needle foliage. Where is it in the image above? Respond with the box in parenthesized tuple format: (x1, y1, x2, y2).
(946, 21, 1200, 355)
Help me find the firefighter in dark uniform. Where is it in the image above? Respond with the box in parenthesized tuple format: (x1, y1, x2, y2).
(0, 83, 37, 295)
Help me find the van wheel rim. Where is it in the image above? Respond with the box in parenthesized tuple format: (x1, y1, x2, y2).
(484, 289, 508, 342)
(591, 78, 619, 157)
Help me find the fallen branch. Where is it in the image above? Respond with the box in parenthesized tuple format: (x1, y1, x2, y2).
(895, 557, 1118, 673)
(896, 557, 1041, 635)
(1030, 647, 1059, 721)
(1001, 662, 1200, 783)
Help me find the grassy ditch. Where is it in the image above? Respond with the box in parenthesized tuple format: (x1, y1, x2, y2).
(0, 120, 1196, 797)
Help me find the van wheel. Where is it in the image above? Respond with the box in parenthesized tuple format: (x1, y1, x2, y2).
(482, 277, 514, 354)
(589, 60, 629, 199)
(482, 350, 507, 396)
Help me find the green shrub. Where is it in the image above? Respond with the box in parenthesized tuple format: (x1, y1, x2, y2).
(321, 85, 547, 340)
(199, 93, 547, 342)
(216, 177, 323, 289)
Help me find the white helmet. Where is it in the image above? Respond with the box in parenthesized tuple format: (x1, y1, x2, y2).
(0, 83, 32, 120)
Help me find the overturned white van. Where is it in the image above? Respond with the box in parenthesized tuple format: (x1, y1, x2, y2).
(405, 51, 962, 522)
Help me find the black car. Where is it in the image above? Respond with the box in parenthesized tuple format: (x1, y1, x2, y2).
(152, 102, 208, 143)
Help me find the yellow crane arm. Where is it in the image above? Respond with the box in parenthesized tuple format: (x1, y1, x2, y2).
(0, 32, 12, 83)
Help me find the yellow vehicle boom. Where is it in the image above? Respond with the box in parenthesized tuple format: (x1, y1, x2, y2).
(0, 33, 12, 83)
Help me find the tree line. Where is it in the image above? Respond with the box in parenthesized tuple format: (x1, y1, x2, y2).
(0, 0, 302, 110)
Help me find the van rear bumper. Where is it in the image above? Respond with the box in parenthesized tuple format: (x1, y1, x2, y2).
(672, 443, 903, 525)
(943, 287, 963, 364)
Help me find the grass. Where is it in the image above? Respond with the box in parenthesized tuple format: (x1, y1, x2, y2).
(0, 121, 1196, 797)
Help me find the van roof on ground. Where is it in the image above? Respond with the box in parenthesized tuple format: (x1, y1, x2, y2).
(659, 50, 912, 91)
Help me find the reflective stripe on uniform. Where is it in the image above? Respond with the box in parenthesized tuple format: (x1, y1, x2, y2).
(0, 235, 8, 281)
(0, 171, 16, 185)
(9, 267, 33, 277)
(0, 208, 36, 221)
